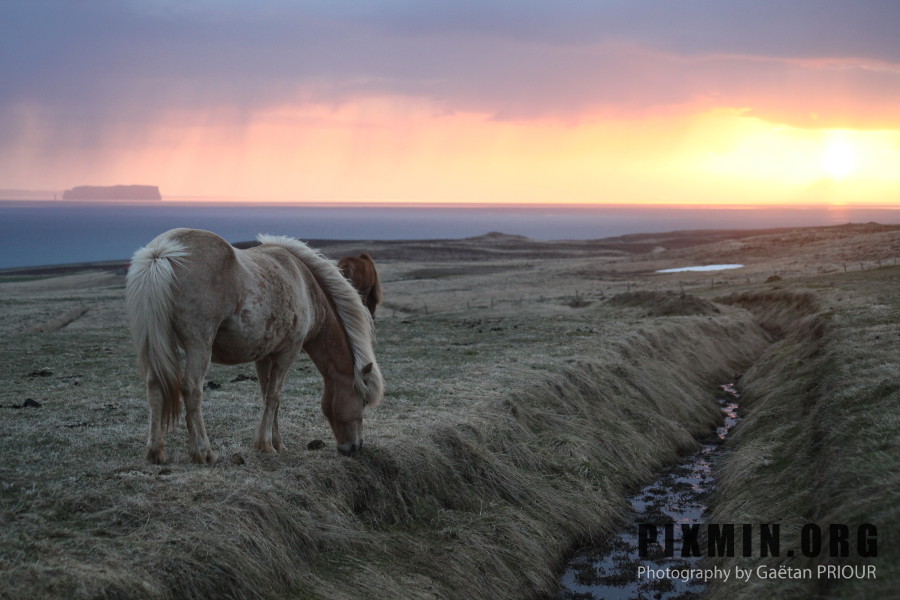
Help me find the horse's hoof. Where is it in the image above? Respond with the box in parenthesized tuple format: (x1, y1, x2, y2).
(146, 448, 167, 464)
(190, 449, 218, 464)
(253, 440, 277, 453)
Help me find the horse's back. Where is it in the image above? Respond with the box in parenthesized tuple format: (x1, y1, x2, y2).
(214, 241, 321, 363)
(153, 229, 243, 338)
(135, 228, 239, 294)
(164, 229, 240, 289)
(158, 228, 235, 261)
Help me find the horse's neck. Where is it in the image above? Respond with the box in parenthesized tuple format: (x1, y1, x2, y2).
(303, 293, 355, 379)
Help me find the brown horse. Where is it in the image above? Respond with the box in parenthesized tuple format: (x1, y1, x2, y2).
(125, 228, 383, 464)
(337, 253, 383, 317)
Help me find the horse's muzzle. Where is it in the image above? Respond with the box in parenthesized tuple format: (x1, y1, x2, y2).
(337, 439, 363, 456)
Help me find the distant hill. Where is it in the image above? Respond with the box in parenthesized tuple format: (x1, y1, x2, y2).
(0, 189, 59, 200)
(62, 185, 161, 201)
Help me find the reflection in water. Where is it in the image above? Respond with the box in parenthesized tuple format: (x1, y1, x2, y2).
(655, 264, 744, 273)
(556, 384, 741, 600)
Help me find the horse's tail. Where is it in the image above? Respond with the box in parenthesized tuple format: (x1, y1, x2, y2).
(359, 252, 382, 306)
(125, 236, 189, 429)
(366, 255, 384, 307)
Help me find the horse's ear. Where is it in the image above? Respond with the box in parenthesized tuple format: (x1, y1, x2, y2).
(361, 362, 374, 376)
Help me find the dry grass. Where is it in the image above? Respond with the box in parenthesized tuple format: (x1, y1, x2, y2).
(1, 224, 897, 599)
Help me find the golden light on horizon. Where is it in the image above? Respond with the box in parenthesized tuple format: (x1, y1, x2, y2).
(689, 111, 900, 205)
(15, 100, 899, 207)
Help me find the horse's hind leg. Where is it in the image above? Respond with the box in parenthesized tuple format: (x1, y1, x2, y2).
(253, 353, 294, 453)
(145, 376, 167, 464)
(183, 346, 216, 464)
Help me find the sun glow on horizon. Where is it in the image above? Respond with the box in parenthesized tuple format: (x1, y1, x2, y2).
(689, 111, 900, 204)
(6, 100, 900, 207)
(821, 132, 858, 181)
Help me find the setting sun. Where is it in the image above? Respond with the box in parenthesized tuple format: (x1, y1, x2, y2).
(687, 112, 900, 204)
(822, 133, 858, 180)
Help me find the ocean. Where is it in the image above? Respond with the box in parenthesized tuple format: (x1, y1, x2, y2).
(0, 200, 897, 269)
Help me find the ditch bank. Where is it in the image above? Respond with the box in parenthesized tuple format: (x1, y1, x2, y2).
(548, 289, 888, 600)
(704, 287, 898, 600)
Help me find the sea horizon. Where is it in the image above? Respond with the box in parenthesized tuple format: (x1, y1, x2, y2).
(1, 199, 898, 270)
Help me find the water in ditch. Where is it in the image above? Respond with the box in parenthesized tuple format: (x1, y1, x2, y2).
(554, 383, 741, 600)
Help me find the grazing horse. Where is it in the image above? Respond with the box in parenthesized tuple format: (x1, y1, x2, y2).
(125, 228, 383, 464)
(337, 253, 383, 317)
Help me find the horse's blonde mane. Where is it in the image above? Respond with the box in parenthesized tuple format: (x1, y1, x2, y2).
(256, 235, 384, 406)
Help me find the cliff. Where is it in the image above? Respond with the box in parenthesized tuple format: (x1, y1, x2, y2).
(62, 185, 161, 201)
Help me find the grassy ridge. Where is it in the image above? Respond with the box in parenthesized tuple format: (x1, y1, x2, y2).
(1, 300, 767, 599)
(708, 271, 900, 599)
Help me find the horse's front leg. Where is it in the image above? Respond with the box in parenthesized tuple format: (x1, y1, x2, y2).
(271, 405, 285, 452)
(253, 353, 294, 453)
(183, 349, 216, 464)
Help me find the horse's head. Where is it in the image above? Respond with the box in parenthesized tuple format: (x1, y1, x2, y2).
(337, 257, 357, 281)
(321, 362, 378, 455)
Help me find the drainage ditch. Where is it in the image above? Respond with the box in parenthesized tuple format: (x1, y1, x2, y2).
(554, 383, 742, 600)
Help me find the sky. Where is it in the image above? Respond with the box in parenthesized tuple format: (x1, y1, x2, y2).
(2, 0, 899, 205)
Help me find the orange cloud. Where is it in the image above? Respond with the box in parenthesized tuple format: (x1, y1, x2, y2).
(3, 82, 898, 207)
(72, 98, 894, 207)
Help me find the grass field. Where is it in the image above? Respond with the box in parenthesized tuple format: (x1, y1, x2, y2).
(1, 224, 897, 599)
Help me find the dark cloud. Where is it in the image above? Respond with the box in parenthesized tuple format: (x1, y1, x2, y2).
(1, 0, 899, 135)
(351, 0, 900, 61)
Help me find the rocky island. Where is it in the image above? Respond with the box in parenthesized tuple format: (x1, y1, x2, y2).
(62, 185, 161, 201)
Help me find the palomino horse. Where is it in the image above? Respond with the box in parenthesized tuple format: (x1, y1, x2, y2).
(125, 228, 383, 464)
(337, 253, 383, 317)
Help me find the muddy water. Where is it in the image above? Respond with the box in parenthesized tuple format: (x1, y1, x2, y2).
(554, 383, 741, 600)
